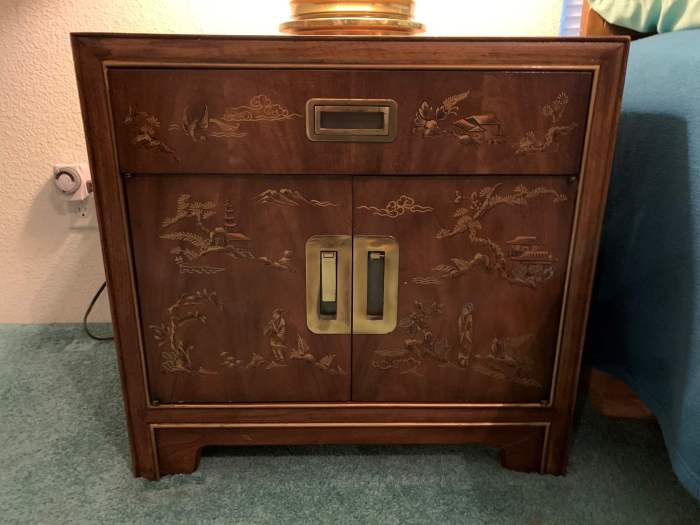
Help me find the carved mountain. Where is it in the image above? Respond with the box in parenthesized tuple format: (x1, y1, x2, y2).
(253, 188, 337, 208)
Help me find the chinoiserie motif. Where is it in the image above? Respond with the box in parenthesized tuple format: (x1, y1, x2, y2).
(221, 308, 345, 375)
(159, 194, 293, 274)
(412, 184, 567, 288)
(126, 173, 352, 403)
(169, 95, 302, 142)
(514, 92, 578, 155)
(111, 69, 591, 175)
(370, 300, 540, 388)
(253, 188, 338, 208)
(123, 106, 179, 161)
(149, 289, 222, 374)
(351, 176, 574, 402)
(151, 293, 345, 377)
(357, 195, 434, 218)
(413, 90, 505, 146)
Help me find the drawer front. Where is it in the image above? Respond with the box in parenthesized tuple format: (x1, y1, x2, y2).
(109, 68, 592, 175)
(126, 174, 352, 403)
(351, 176, 576, 404)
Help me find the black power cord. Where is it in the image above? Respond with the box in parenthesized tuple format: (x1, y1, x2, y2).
(83, 281, 114, 341)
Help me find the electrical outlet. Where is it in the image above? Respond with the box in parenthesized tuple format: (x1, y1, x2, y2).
(52, 163, 97, 229)
(68, 197, 97, 229)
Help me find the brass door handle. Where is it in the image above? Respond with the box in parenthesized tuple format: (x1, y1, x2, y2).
(352, 236, 399, 334)
(306, 235, 398, 335)
(306, 235, 352, 334)
(320, 250, 338, 316)
(366, 251, 386, 318)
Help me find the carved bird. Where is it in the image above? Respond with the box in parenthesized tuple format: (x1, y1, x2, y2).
(439, 91, 470, 119)
(259, 250, 293, 271)
(276, 250, 292, 268)
(181, 105, 209, 142)
(316, 354, 335, 370)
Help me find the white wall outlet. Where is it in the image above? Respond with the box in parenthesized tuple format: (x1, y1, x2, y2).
(68, 197, 97, 229)
(53, 163, 97, 229)
(53, 164, 92, 201)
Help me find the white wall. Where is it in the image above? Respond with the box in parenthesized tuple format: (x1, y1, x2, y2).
(0, 0, 563, 323)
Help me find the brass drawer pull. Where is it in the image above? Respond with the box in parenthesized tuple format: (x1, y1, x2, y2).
(306, 98, 398, 142)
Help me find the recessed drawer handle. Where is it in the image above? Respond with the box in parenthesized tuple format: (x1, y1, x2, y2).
(306, 98, 398, 143)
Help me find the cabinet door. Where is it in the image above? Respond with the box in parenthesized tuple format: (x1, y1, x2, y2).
(126, 174, 351, 403)
(351, 176, 576, 403)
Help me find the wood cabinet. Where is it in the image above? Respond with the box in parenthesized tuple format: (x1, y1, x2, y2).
(72, 34, 628, 479)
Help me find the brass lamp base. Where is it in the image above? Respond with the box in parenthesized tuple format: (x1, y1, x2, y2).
(280, 1, 425, 35)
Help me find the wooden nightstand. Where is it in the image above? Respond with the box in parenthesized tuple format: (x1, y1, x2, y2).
(72, 35, 628, 479)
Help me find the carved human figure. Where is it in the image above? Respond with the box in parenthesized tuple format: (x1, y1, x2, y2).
(264, 308, 287, 362)
(457, 302, 475, 367)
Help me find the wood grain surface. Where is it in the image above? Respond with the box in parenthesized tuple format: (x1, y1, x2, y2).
(109, 68, 591, 175)
(352, 176, 576, 403)
(126, 174, 352, 403)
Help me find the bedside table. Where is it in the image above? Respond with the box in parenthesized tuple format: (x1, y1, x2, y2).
(72, 35, 628, 479)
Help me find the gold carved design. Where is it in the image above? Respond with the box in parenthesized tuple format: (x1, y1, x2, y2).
(253, 188, 337, 208)
(372, 301, 470, 376)
(151, 292, 345, 377)
(472, 334, 541, 388)
(124, 107, 179, 161)
(258, 251, 293, 271)
(357, 195, 434, 218)
(150, 289, 222, 374)
(371, 300, 540, 387)
(221, 308, 346, 375)
(412, 184, 566, 288)
(160, 194, 292, 274)
(178, 264, 226, 275)
(170, 95, 302, 141)
(413, 91, 505, 146)
(514, 92, 578, 155)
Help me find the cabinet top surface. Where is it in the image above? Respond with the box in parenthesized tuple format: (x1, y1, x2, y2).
(71, 33, 629, 43)
(71, 33, 629, 70)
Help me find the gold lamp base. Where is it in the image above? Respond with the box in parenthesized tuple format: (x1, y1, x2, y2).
(280, 1, 425, 35)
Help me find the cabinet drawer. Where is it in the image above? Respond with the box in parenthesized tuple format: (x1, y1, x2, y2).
(108, 68, 592, 175)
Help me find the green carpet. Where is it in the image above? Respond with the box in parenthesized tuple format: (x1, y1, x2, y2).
(1, 325, 699, 524)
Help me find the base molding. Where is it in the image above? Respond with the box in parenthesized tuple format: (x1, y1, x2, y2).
(149, 422, 552, 479)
